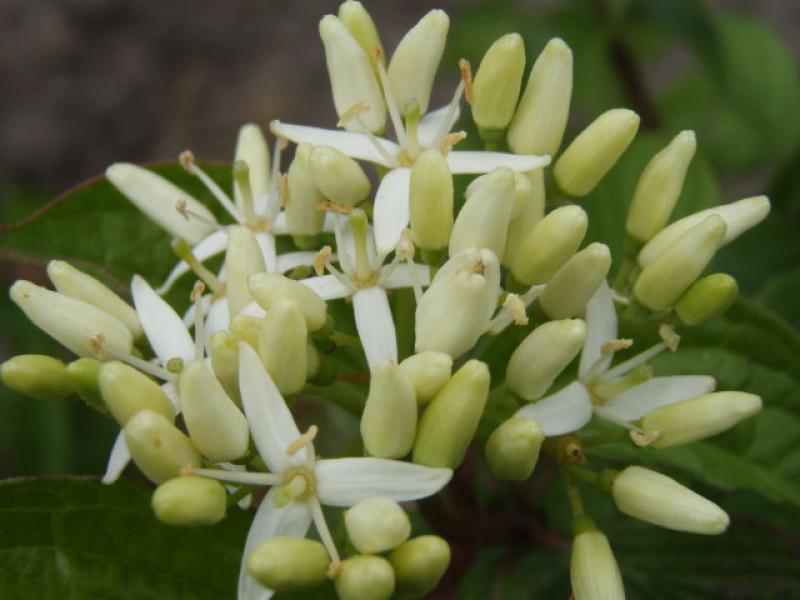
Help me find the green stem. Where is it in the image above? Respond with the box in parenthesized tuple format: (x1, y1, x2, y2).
(569, 465, 600, 485)
(581, 431, 628, 447)
(563, 470, 585, 519)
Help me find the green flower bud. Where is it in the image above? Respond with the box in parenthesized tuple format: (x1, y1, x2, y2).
(338, 1, 384, 72)
(230, 314, 264, 348)
(1, 354, 73, 402)
(510, 205, 588, 285)
(361, 361, 417, 458)
(634, 215, 726, 311)
(472, 33, 526, 137)
(179, 360, 249, 462)
(99, 361, 174, 426)
(413, 359, 490, 468)
(611, 466, 729, 534)
(390, 535, 451, 599)
(554, 108, 640, 197)
(307, 343, 321, 380)
(226, 225, 267, 319)
(503, 169, 545, 267)
(450, 167, 515, 258)
(485, 417, 544, 481)
(47, 260, 142, 340)
(247, 536, 330, 592)
(209, 330, 240, 402)
(66, 357, 106, 412)
(309, 145, 371, 206)
(399, 351, 452, 405)
(641, 391, 762, 449)
(387, 10, 449, 117)
(152, 476, 227, 526)
(249, 272, 328, 332)
(345, 497, 412, 554)
(507, 38, 572, 157)
(409, 149, 453, 251)
(125, 410, 200, 484)
(335, 555, 395, 600)
(285, 144, 326, 236)
(234, 123, 270, 210)
(506, 319, 586, 401)
(539, 243, 612, 319)
(675, 273, 738, 326)
(258, 298, 307, 395)
(570, 526, 624, 600)
(10, 280, 133, 359)
(625, 130, 696, 242)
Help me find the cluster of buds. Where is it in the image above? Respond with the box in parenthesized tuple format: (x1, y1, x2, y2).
(2, 2, 771, 599)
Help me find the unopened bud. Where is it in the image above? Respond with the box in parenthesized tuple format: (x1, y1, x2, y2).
(472, 33, 526, 137)
(399, 351, 452, 405)
(285, 144, 326, 236)
(539, 243, 612, 319)
(506, 319, 586, 401)
(641, 391, 761, 448)
(234, 123, 270, 210)
(361, 361, 417, 458)
(66, 357, 106, 412)
(99, 361, 174, 426)
(675, 273, 738, 326)
(570, 525, 624, 600)
(247, 536, 330, 592)
(345, 497, 411, 554)
(409, 149, 453, 251)
(511, 205, 588, 285)
(152, 476, 226, 526)
(226, 226, 267, 319)
(485, 417, 544, 481)
(258, 298, 307, 395)
(625, 130, 696, 242)
(338, 1, 384, 72)
(390, 535, 451, 598)
(209, 330, 240, 402)
(1, 354, 73, 402)
(507, 38, 572, 156)
(634, 215, 726, 311)
(611, 466, 729, 534)
(230, 314, 264, 348)
(336, 555, 395, 600)
(413, 359, 490, 468)
(503, 169, 545, 266)
(125, 410, 200, 484)
(554, 108, 640, 197)
(249, 272, 328, 331)
(387, 10, 449, 117)
(309, 145, 371, 206)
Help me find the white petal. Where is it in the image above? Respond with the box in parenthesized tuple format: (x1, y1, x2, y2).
(131, 275, 195, 366)
(322, 211, 337, 233)
(373, 168, 412, 256)
(256, 232, 277, 274)
(156, 230, 229, 295)
(205, 298, 231, 343)
(381, 263, 431, 289)
(161, 381, 181, 412)
(101, 430, 130, 485)
(514, 382, 593, 436)
(333, 214, 355, 275)
(238, 488, 313, 600)
(578, 280, 617, 379)
(275, 251, 319, 274)
(270, 121, 399, 167)
(604, 375, 717, 422)
(240, 301, 267, 318)
(418, 104, 461, 148)
(315, 458, 452, 506)
(300, 275, 352, 300)
(238, 343, 306, 472)
(446, 151, 551, 174)
(352, 287, 397, 371)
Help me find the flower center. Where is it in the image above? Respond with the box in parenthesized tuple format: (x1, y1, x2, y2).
(273, 467, 316, 506)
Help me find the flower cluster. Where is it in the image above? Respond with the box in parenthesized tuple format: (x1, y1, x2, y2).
(1, 2, 772, 599)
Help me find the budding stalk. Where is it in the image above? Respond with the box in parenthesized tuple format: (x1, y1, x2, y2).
(226, 226, 267, 319)
(99, 361, 175, 426)
(390, 535, 451, 599)
(338, 1, 384, 72)
(409, 149, 453, 251)
(335, 555, 396, 600)
(247, 536, 330, 592)
(209, 330, 240, 402)
(258, 298, 308, 395)
(124, 410, 200, 484)
(233, 123, 270, 211)
(399, 351, 452, 405)
(485, 417, 544, 481)
(152, 476, 227, 526)
(570, 525, 625, 600)
(361, 360, 417, 458)
(249, 272, 328, 332)
(539, 243, 611, 319)
(345, 497, 412, 554)
(66, 357, 106, 413)
(285, 144, 326, 236)
(309, 145, 371, 206)
(503, 169, 545, 267)
(675, 273, 738, 326)
(471, 33, 526, 138)
(1, 355, 73, 402)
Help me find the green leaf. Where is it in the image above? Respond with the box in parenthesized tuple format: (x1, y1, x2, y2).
(756, 269, 800, 328)
(0, 477, 250, 599)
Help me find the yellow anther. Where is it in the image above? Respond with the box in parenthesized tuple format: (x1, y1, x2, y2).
(396, 229, 416, 261)
(277, 173, 290, 207)
(286, 425, 319, 456)
(180, 465, 194, 477)
(338, 101, 370, 128)
(459, 58, 474, 105)
(90, 333, 106, 360)
(314, 200, 353, 215)
(314, 246, 333, 276)
(179, 150, 195, 172)
(630, 430, 660, 447)
(190, 280, 206, 303)
(659, 324, 681, 352)
(601, 338, 633, 355)
(503, 293, 529, 326)
(440, 131, 467, 156)
(327, 560, 343, 579)
(176, 199, 189, 220)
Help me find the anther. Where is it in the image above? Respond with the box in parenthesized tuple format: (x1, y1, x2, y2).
(90, 333, 106, 360)
(601, 338, 633, 355)
(338, 101, 370, 128)
(179, 150, 195, 172)
(314, 246, 333, 276)
(503, 293, 529, 326)
(440, 131, 468, 155)
(459, 58, 474, 105)
(630, 430, 660, 447)
(659, 324, 680, 352)
(314, 201, 353, 215)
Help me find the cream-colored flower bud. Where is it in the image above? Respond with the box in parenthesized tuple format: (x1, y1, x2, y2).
(335, 555, 395, 600)
(319, 14, 386, 133)
(247, 536, 330, 592)
(309, 145, 371, 206)
(413, 359, 490, 468)
(472, 33, 526, 137)
(409, 149, 453, 251)
(634, 214, 726, 311)
(570, 526, 625, 600)
(338, 1, 384, 72)
(390, 535, 450, 598)
(507, 38, 573, 156)
(612, 466, 729, 534)
(554, 108, 640, 197)
(506, 319, 586, 401)
(106, 163, 217, 244)
(66, 358, 105, 413)
(226, 225, 267, 319)
(234, 123, 270, 210)
(539, 243, 612, 319)
(485, 417, 544, 481)
(399, 351, 452, 405)
(449, 167, 515, 257)
(503, 169, 545, 266)
(361, 361, 417, 458)
(124, 410, 201, 484)
(625, 130, 696, 242)
(230, 314, 263, 348)
(10, 281, 133, 358)
(675, 273, 738, 326)
(387, 9, 449, 117)
(179, 359, 249, 462)
(152, 476, 227, 526)
(638, 196, 771, 268)
(511, 205, 588, 285)
(509, 170, 539, 220)
(47, 261, 142, 339)
(1, 355, 72, 402)
(99, 361, 175, 426)
(285, 144, 326, 236)
(415, 249, 501, 358)
(641, 391, 762, 449)
(258, 298, 307, 395)
(209, 330, 240, 402)
(249, 272, 328, 332)
(345, 497, 412, 554)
